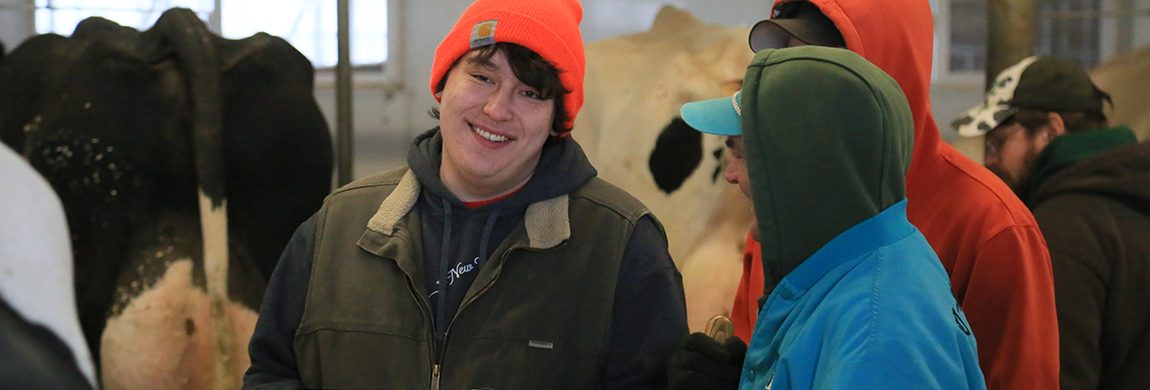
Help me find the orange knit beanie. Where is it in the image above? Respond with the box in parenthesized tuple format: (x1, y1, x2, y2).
(429, 0, 585, 131)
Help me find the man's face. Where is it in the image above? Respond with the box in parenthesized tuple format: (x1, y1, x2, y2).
(983, 122, 1049, 195)
(435, 49, 557, 199)
(723, 136, 759, 241)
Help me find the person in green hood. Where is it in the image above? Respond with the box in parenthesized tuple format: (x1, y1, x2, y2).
(667, 46, 986, 389)
(954, 55, 1150, 390)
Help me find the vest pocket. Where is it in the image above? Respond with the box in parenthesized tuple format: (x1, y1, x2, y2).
(296, 327, 431, 389)
(442, 335, 606, 389)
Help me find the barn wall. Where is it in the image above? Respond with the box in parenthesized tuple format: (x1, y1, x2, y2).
(3, 0, 1147, 175)
(1139, 0, 1150, 49)
(931, 83, 988, 161)
(369, 0, 1148, 170)
(0, 1, 35, 53)
(395, 0, 774, 136)
(355, 0, 778, 179)
(1100, 0, 1150, 61)
(363, 0, 993, 176)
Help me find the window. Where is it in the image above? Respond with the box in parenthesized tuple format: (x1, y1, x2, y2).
(1035, 0, 1103, 69)
(934, 0, 1148, 80)
(35, 0, 213, 35)
(221, 0, 387, 67)
(30, 0, 386, 68)
(947, 0, 987, 73)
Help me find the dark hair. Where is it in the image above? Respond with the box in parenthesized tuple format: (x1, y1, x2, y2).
(1005, 107, 1108, 135)
(429, 42, 571, 134)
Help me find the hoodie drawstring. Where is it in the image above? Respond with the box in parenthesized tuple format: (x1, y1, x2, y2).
(478, 209, 500, 265)
(435, 199, 452, 345)
(433, 201, 502, 349)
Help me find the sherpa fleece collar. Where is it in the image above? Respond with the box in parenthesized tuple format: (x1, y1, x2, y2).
(366, 170, 570, 249)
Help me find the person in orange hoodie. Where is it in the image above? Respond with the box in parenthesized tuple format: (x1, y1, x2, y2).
(683, 1, 1057, 389)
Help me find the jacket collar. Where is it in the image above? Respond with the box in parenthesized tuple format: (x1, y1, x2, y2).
(1029, 126, 1138, 194)
(365, 170, 570, 250)
(781, 200, 914, 295)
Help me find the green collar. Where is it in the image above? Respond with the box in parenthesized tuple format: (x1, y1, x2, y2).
(1031, 125, 1138, 189)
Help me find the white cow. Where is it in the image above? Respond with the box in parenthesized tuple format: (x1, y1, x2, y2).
(575, 7, 755, 332)
(1091, 43, 1150, 141)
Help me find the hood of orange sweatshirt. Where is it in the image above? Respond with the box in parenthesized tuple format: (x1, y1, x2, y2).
(771, 0, 939, 185)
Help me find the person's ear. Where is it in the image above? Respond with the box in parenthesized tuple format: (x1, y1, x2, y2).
(434, 90, 443, 99)
(1046, 112, 1067, 138)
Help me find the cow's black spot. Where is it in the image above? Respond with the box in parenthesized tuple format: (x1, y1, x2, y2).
(648, 117, 702, 194)
(711, 147, 725, 183)
(185, 318, 195, 336)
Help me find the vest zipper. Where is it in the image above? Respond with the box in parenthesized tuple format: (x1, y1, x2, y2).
(431, 244, 562, 386)
(400, 273, 438, 390)
(432, 246, 524, 387)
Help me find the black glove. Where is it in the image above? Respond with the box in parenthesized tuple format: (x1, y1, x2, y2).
(667, 332, 747, 390)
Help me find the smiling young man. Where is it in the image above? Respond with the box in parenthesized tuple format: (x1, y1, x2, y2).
(242, 0, 688, 389)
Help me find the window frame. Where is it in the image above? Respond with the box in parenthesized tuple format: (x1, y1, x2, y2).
(932, 0, 1147, 86)
(1, 0, 400, 89)
(932, 0, 991, 86)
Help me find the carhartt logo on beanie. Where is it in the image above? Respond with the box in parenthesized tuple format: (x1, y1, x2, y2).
(471, 20, 497, 47)
(430, 0, 585, 131)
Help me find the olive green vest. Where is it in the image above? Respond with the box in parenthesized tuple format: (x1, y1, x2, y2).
(295, 167, 661, 389)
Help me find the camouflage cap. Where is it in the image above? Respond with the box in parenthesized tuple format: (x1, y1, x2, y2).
(952, 56, 1108, 137)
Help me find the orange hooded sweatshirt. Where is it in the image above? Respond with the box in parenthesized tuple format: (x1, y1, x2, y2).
(730, 0, 1059, 389)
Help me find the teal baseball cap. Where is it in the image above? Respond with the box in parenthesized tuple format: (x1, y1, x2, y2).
(681, 90, 743, 136)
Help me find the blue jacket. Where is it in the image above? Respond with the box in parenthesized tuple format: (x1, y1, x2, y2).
(740, 201, 985, 390)
(733, 47, 986, 390)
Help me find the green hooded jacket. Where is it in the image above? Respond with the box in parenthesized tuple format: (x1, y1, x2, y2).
(740, 46, 915, 292)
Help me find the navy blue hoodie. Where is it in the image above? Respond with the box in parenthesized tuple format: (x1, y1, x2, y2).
(406, 129, 597, 353)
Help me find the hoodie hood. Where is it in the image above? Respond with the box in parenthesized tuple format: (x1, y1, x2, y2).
(1028, 135, 1150, 215)
(773, 0, 938, 185)
(406, 128, 598, 208)
(741, 46, 915, 289)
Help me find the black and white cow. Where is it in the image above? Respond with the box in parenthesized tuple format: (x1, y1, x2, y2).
(574, 7, 755, 332)
(0, 8, 332, 390)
